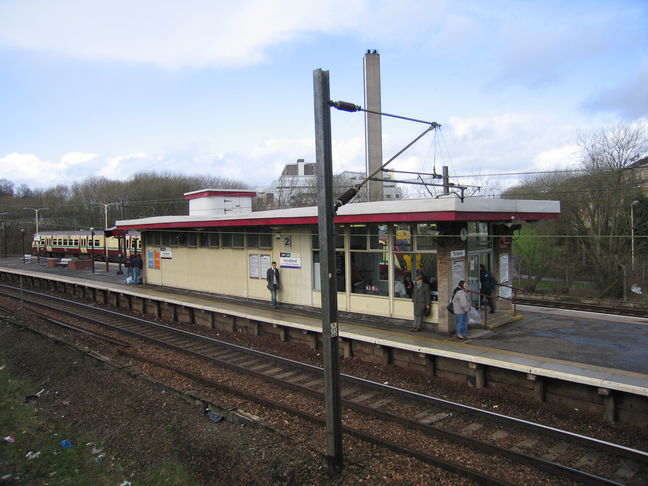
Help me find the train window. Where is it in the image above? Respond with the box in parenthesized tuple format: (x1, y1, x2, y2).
(369, 224, 388, 250)
(186, 232, 197, 248)
(63, 239, 68, 246)
(416, 224, 438, 250)
(74, 239, 79, 246)
(94, 239, 100, 247)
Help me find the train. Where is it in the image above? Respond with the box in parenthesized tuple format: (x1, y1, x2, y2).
(31, 230, 141, 262)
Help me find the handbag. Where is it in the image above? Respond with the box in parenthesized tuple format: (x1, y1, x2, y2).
(446, 301, 454, 314)
(424, 305, 431, 317)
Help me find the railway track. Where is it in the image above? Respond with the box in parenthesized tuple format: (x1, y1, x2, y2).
(515, 296, 648, 318)
(1, 284, 647, 485)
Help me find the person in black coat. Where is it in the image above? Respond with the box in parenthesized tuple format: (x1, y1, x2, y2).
(479, 264, 497, 313)
(266, 261, 280, 308)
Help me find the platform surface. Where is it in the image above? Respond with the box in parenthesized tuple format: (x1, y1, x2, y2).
(2, 258, 647, 396)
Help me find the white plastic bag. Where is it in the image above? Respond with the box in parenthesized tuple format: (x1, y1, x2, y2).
(468, 307, 481, 325)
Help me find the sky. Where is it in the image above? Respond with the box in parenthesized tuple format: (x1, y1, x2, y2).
(0, 0, 647, 195)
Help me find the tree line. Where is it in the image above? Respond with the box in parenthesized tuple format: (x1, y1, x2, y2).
(0, 172, 248, 256)
(504, 124, 648, 299)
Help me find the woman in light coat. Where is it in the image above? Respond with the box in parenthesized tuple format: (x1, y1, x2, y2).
(451, 280, 470, 339)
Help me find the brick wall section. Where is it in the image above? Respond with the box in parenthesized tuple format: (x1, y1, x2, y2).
(436, 239, 466, 334)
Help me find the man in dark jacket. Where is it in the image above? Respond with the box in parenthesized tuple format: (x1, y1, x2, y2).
(410, 274, 431, 332)
(479, 264, 496, 313)
(266, 261, 280, 308)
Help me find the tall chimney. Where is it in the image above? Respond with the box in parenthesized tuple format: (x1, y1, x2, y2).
(363, 50, 384, 201)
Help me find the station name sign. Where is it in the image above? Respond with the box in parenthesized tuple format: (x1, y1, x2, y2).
(280, 252, 301, 269)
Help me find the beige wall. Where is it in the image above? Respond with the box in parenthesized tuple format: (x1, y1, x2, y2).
(143, 228, 315, 307)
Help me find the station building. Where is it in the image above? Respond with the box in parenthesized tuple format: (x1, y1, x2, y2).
(115, 188, 560, 333)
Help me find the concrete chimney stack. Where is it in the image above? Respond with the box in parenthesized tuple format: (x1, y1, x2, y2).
(363, 49, 384, 201)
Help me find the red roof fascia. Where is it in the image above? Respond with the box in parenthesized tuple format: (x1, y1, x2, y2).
(184, 191, 257, 200)
(117, 211, 558, 231)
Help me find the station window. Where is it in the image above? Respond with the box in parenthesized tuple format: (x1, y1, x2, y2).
(186, 232, 197, 248)
(311, 224, 345, 249)
(350, 225, 367, 250)
(232, 229, 244, 249)
(394, 224, 412, 252)
(259, 230, 272, 249)
(467, 222, 490, 249)
(369, 224, 388, 250)
(350, 252, 388, 296)
(221, 231, 232, 248)
(199, 231, 220, 248)
(148, 232, 161, 246)
(393, 253, 437, 299)
(247, 230, 259, 249)
(416, 224, 438, 250)
(312, 251, 346, 292)
(167, 232, 180, 247)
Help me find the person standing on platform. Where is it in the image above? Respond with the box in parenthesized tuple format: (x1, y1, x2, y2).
(479, 264, 497, 313)
(452, 280, 470, 339)
(410, 274, 430, 332)
(266, 261, 280, 308)
(132, 253, 143, 284)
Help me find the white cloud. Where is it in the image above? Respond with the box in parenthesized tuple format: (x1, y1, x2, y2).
(0, 0, 366, 69)
(60, 152, 98, 167)
(533, 144, 580, 171)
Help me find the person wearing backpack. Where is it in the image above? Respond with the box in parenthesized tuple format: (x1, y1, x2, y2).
(479, 264, 497, 313)
(452, 280, 470, 339)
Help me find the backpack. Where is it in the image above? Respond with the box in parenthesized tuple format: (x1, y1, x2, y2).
(446, 301, 454, 315)
(447, 288, 459, 314)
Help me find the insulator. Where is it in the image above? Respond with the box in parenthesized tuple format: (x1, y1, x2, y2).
(334, 187, 358, 209)
(330, 101, 361, 112)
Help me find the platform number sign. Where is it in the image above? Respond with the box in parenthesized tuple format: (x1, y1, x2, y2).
(283, 235, 292, 247)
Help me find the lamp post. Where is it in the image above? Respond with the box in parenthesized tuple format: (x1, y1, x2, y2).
(631, 200, 640, 272)
(93, 202, 119, 272)
(24, 207, 48, 263)
(21, 228, 25, 263)
(90, 227, 95, 274)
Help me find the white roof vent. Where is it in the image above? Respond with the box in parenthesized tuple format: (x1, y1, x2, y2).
(184, 189, 257, 216)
